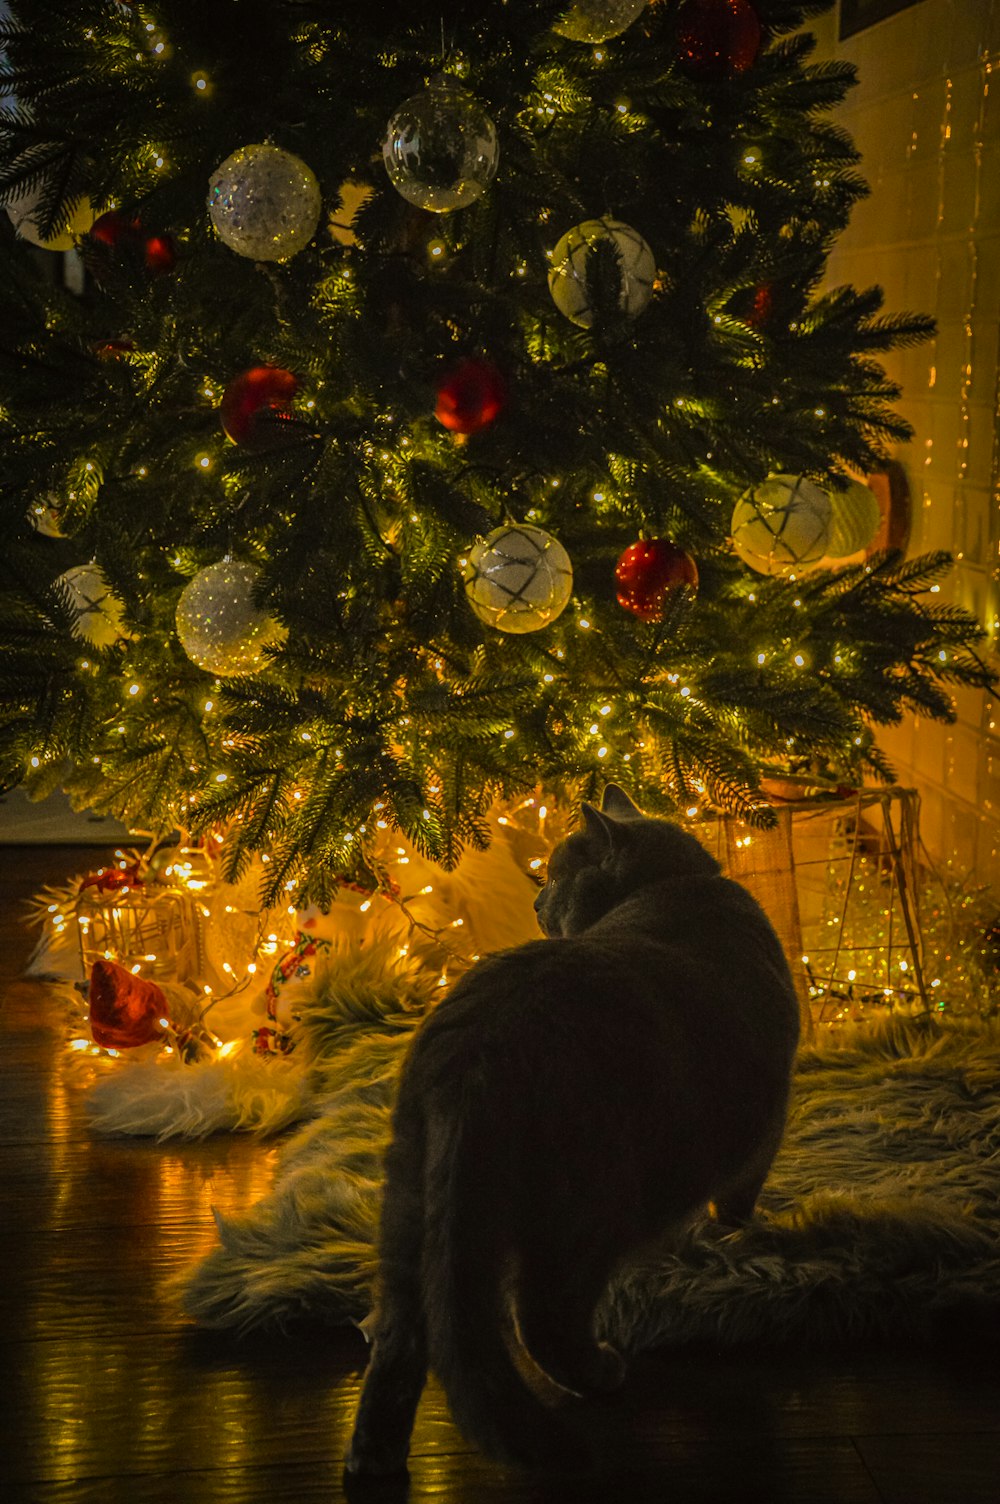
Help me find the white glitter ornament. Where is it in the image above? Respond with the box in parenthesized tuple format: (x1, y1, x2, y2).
(208, 144, 321, 261)
(176, 560, 286, 675)
(463, 524, 573, 634)
(731, 476, 833, 577)
(57, 564, 126, 647)
(826, 480, 882, 558)
(383, 75, 499, 213)
(554, 0, 648, 43)
(548, 218, 655, 328)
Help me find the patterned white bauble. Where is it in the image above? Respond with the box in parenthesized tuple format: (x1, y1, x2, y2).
(826, 480, 882, 558)
(548, 218, 655, 328)
(383, 75, 499, 213)
(554, 0, 648, 43)
(208, 144, 321, 261)
(463, 524, 573, 634)
(176, 560, 286, 675)
(57, 564, 126, 647)
(731, 475, 833, 576)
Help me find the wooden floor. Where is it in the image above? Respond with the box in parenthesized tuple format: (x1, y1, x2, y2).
(2, 847, 999, 1504)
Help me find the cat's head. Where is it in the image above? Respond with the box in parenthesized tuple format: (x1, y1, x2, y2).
(533, 784, 720, 937)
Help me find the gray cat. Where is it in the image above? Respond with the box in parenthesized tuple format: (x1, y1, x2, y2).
(345, 784, 800, 1476)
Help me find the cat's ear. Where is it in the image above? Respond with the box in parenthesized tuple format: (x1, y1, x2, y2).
(581, 802, 616, 848)
(600, 784, 643, 821)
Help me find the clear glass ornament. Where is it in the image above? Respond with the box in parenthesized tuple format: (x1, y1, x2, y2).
(553, 0, 647, 43)
(176, 560, 286, 675)
(208, 144, 322, 262)
(731, 476, 833, 576)
(383, 76, 499, 213)
(548, 218, 656, 328)
(463, 524, 573, 634)
(57, 564, 126, 647)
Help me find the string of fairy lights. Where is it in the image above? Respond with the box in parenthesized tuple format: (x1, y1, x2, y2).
(27, 782, 998, 1084)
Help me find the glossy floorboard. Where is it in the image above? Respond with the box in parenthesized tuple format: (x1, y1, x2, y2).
(1, 846, 998, 1504)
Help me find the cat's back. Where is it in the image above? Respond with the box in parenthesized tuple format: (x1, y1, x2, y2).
(590, 868, 796, 995)
(410, 867, 797, 1098)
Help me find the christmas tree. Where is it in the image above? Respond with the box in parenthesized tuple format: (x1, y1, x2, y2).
(0, 0, 992, 908)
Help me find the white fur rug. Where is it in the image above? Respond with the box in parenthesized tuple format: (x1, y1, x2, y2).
(167, 958, 1000, 1347)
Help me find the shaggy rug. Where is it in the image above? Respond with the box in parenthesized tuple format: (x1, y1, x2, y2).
(169, 944, 1000, 1348)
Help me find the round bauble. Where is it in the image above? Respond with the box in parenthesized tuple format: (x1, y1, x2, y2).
(553, 0, 648, 43)
(6, 188, 96, 250)
(89, 208, 141, 249)
(676, 0, 762, 80)
(383, 75, 499, 213)
(730, 281, 773, 329)
(548, 218, 656, 329)
(208, 144, 322, 261)
(463, 524, 573, 634)
(615, 539, 699, 621)
(731, 476, 833, 576)
(57, 563, 127, 647)
(89, 209, 177, 275)
(143, 232, 177, 274)
(176, 560, 286, 675)
(826, 480, 882, 558)
(94, 338, 136, 361)
(219, 366, 299, 447)
(435, 357, 508, 435)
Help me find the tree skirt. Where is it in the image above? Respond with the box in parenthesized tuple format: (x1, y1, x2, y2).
(163, 949, 1000, 1347)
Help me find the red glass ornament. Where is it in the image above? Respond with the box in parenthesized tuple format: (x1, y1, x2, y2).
(89, 209, 142, 248)
(615, 539, 699, 621)
(143, 233, 177, 274)
(219, 365, 299, 446)
(80, 861, 143, 893)
(94, 338, 136, 360)
(435, 357, 508, 435)
(676, 0, 762, 80)
(89, 959, 169, 1050)
(745, 282, 773, 328)
(89, 212, 177, 277)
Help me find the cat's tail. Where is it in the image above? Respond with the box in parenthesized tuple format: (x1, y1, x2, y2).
(421, 1087, 576, 1468)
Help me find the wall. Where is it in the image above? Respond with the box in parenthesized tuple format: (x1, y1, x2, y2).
(813, 0, 1000, 884)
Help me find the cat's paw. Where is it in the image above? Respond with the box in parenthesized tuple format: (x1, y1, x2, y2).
(343, 1458, 410, 1504)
